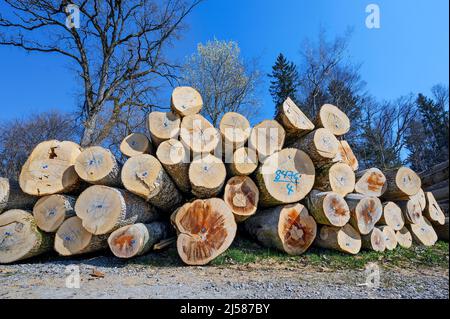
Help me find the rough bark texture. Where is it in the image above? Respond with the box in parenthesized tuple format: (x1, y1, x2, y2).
(314, 224, 361, 255)
(33, 194, 76, 233)
(0, 178, 37, 214)
(223, 176, 259, 222)
(313, 162, 355, 197)
(433, 217, 449, 242)
(305, 190, 350, 227)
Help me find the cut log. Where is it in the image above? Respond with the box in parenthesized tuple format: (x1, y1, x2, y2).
(398, 197, 423, 224)
(255, 148, 315, 207)
(314, 104, 350, 136)
(424, 179, 448, 192)
(419, 160, 449, 188)
(382, 167, 422, 199)
(108, 222, 171, 259)
(0, 178, 37, 214)
(75, 146, 121, 187)
(275, 97, 314, 139)
(19, 140, 82, 196)
(171, 86, 203, 117)
(120, 133, 153, 157)
(121, 154, 183, 212)
(219, 112, 251, 156)
(305, 190, 350, 227)
(180, 114, 220, 154)
(223, 176, 259, 222)
(395, 227, 413, 249)
(314, 224, 361, 255)
(408, 217, 438, 247)
(229, 147, 258, 176)
(410, 188, 427, 211)
(54, 216, 108, 256)
(346, 194, 383, 235)
(248, 120, 286, 163)
(0, 209, 53, 264)
(245, 203, 317, 255)
(333, 140, 359, 171)
(424, 192, 446, 225)
(378, 225, 397, 250)
(147, 111, 181, 147)
(156, 139, 191, 193)
(430, 185, 449, 201)
(434, 217, 449, 241)
(313, 162, 355, 197)
(289, 128, 339, 167)
(75, 185, 159, 235)
(378, 202, 404, 231)
(354, 168, 387, 197)
(172, 198, 237, 265)
(33, 194, 76, 233)
(189, 154, 227, 199)
(361, 228, 386, 252)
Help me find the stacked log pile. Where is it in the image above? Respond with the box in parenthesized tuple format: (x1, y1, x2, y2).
(1, 87, 448, 265)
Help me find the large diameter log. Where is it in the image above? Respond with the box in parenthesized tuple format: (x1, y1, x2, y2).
(19, 140, 82, 196)
(245, 203, 317, 255)
(255, 148, 315, 207)
(424, 192, 446, 226)
(434, 217, 449, 242)
(147, 111, 181, 146)
(180, 114, 220, 154)
(419, 160, 449, 188)
(382, 167, 422, 199)
(407, 217, 438, 247)
(314, 162, 355, 197)
(378, 225, 397, 250)
(75, 185, 159, 235)
(398, 197, 423, 224)
(395, 227, 413, 249)
(156, 139, 191, 193)
(248, 120, 286, 163)
(33, 195, 76, 233)
(224, 176, 259, 222)
(361, 228, 386, 252)
(75, 146, 121, 187)
(108, 222, 171, 259)
(314, 224, 361, 255)
(0, 178, 37, 213)
(121, 154, 183, 212)
(219, 112, 251, 155)
(275, 97, 314, 139)
(189, 154, 226, 199)
(229, 147, 258, 176)
(314, 104, 350, 136)
(378, 202, 404, 231)
(120, 133, 153, 157)
(171, 86, 203, 117)
(333, 140, 359, 171)
(0, 210, 53, 264)
(289, 128, 339, 167)
(354, 168, 387, 197)
(346, 194, 383, 235)
(305, 190, 350, 227)
(172, 198, 237, 265)
(54, 216, 108, 256)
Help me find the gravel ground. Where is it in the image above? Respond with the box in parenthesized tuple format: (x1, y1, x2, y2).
(0, 254, 448, 299)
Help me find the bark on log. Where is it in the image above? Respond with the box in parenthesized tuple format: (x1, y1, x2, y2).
(180, 114, 220, 154)
(255, 148, 315, 207)
(219, 112, 250, 156)
(378, 202, 404, 231)
(33, 194, 76, 233)
(313, 162, 355, 197)
(19, 140, 82, 196)
(0, 178, 37, 214)
(0, 209, 53, 264)
(228, 147, 258, 176)
(333, 140, 359, 171)
(172, 198, 237, 265)
(275, 97, 314, 140)
(147, 111, 181, 147)
(395, 227, 413, 249)
(248, 120, 286, 163)
(189, 154, 227, 199)
(354, 168, 387, 197)
(423, 179, 448, 192)
(314, 104, 351, 136)
(223, 176, 259, 222)
(382, 167, 422, 200)
(419, 160, 449, 188)
(171, 86, 203, 117)
(121, 154, 183, 212)
(75, 185, 159, 235)
(430, 186, 449, 202)
(314, 224, 361, 255)
(407, 217, 438, 247)
(305, 190, 350, 227)
(398, 197, 423, 224)
(424, 192, 446, 225)
(361, 228, 386, 252)
(434, 217, 449, 241)
(120, 133, 153, 157)
(245, 203, 317, 255)
(346, 194, 383, 235)
(378, 225, 397, 250)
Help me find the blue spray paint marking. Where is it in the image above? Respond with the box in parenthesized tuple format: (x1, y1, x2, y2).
(273, 170, 301, 195)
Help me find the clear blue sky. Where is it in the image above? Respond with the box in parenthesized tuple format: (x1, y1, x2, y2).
(0, 0, 448, 122)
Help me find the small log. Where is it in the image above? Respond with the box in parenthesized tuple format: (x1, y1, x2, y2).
(0, 178, 37, 214)
(108, 222, 172, 259)
(407, 217, 438, 247)
(382, 167, 422, 200)
(156, 139, 191, 193)
(147, 111, 181, 146)
(180, 114, 220, 154)
(314, 104, 350, 136)
(378, 202, 404, 231)
(54, 216, 108, 256)
(275, 97, 314, 139)
(33, 194, 76, 233)
(395, 227, 413, 249)
(189, 154, 227, 199)
(223, 176, 259, 222)
(305, 190, 350, 227)
(172, 198, 237, 265)
(398, 197, 423, 224)
(0, 209, 53, 264)
(424, 192, 445, 225)
(354, 168, 387, 197)
(378, 225, 397, 250)
(171, 86, 203, 117)
(361, 228, 386, 252)
(121, 154, 183, 212)
(248, 120, 286, 163)
(434, 217, 449, 242)
(19, 140, 82, 196)
(245, 203, 317, 255)
(314, 224, 361, 255)
(229, 147, 258, 176)
(75, 185, 159, 235)
(314, 162, 355, 197)
(255, 148, 315, 207)
(75, 146, 121, 187)
(346, 194, 383, 235)
(120, 133, 153, 157)
(333, 140, 359, 171)
(219, 112, 251, 156)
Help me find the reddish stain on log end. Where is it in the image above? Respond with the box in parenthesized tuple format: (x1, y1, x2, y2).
(367, 172, 385, 192)
(114, 234, 134, 249)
